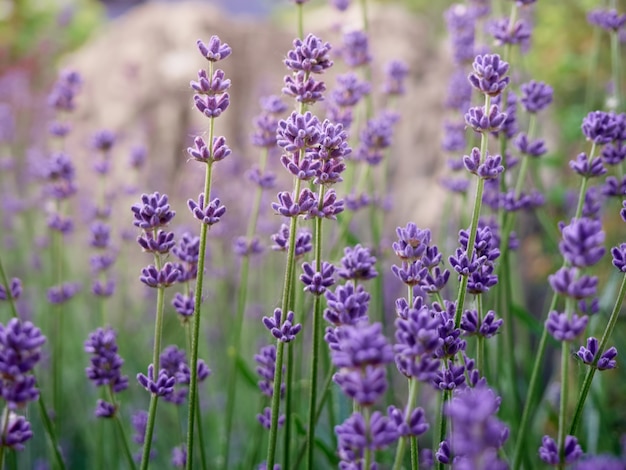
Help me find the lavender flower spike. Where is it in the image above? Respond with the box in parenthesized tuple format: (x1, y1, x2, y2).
(263, 309, 302, 342)
(539, 435, 583, 466)
(576, 337, 617, 370)
(468, 54, 510, 96)
(545, 311, 588, 341)
(465, 105, 507, 133)
(197, 36, 232, 62)
(0, 278, 22, 301)
(137, 364, 176, 396)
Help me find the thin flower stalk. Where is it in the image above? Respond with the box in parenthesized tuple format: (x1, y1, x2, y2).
(266, 177, 302, 468)
(222, 147, 270, 470)
(569, 271, 626, 436)
(306, 185, 326, 470)
(454, 94, 491, 327)
(557, 299, 574, 467)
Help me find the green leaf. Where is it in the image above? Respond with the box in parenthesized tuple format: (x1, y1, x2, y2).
(235, 355, 258, 389)
(315, 437, 339, 466)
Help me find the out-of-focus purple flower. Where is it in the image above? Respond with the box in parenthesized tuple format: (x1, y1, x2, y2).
(465, 105, 507, 133)
(330, 0, 350, 11)
(441, 177, 470, 194)
(446, 384, 509, 465)
(132, 192, 175, 230)
(172, 292, 194, 318)
(382, 60, 409, 96)
(89, 221, 111, 249)
(468, 54, 509, 96)
(47, 282, 80, 304)
(324, 281, 370, 326)
(171, 445, 186, 468)
(539, 435, 583, 466)
(284, 34, 333, 74)
(491, 91, 518, 140)
(570, 152, 607, 178)
(546, 311, 588, 341)
(520, 80, 553, 113)
(197, 36, 232, 62)
(489, 17, 531, 47)
(612, 243, 626, 272)
(0, 412, 32, 450)
(582, 111, 619, 144)
(445, 4, 476, 65)
(388, 405, 429, 437)
(0, 278, 22, 301)
(588, 9, 626, 31)
(573, 454, 626, 470)
(263, 309, 302, 342)
(48, 70, 82, 112)
(129, 145, 147, 169)
(335, 411, 398, 467)
(139, 263, 181, 288)
(247, 167, 276, 189)
(549, 268, 598, 299)
(46, 213, 74, 234)
(442, 120, 467, 152)
(515, 132, 547, 157)
(331, 322, 393, 369)
(300, 261, 335, 295)
(578, 297, 600, 316)
(577, 337, 617, 370)
(95, 399, 116, 418)
(233, 236, 263, 257)
(91, 253, 116, 273)
(436, 439, 452, 465)
(173, 233, 200, 265)
(341, 30, 371, 68)
(355, 113, 394, 164)
(188, 194, 226, 226)
(255, 344, 284, 398)
(85, 327, 129, 393)
(603, 176, 626, 197)
(622, 200, 626, 222)
(92, 130, 116, 152)
(257, 407, 285, 430)
(338, 244, 378, 281)
(92, 279, 115, 298)
(559, 218, 605, 267)
(137, 365, 176, 396)
(601, 141, 626, 166)
(460, 309, 503, 338)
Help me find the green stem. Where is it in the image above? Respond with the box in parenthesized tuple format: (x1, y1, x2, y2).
(0, 407, 11, 469)
(476, 294, 485, 375)
(267, 177, 303, 469)
(392, 378, 419, 470)
(139, 393, 159, 470)
(297, 3, 304, 40)
(284, 338, 293, 469)
(574, 143, 597, 219)
(569, 272, 626, 436)
(306, 201, 325, 470)
(557, 330, 570, 463)
(186, 152, 215, 470)
(610, 28, 622, 111)
(109, 386, 138, 470)
(435, 390, 450, 470)
(37, 394, 66, 470)
(454, 96, 490, 327)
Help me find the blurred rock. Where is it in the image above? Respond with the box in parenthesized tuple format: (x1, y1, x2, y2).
(67, 1, 450, 233)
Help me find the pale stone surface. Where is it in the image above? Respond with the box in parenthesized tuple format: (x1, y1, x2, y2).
(66, 1, 451, 233)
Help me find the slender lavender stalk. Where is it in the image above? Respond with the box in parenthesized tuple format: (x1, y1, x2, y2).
(184, 36, 232, 470)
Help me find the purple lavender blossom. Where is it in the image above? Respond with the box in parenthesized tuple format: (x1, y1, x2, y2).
(284, 34, 333, 73)
(257, 407, 285, 430)
(515, 133, 547, 157)
(85, 327, 129, 393)
(603, 176, 626, 197)
(388, 405, 429, 437)
(92, 130, 116, 152)
(335, 411, 398, 467)
(446, 384, 509, 467)
(194, 94, 230, 118)
(132, 192, 175, 230)
(582, 111, 619, 145)
(47, 282, 80, 304)
(92, 279, 115, 298)
(137, 230, 176, 254)
(539, 435, 583, 466)
(129, 145, 147, 169)
(283, 72, 326, 104)
(436, 440, 452, 465)
(139, 263, 181, 288)
(324, 282, 370, 326)
(48, 70, 82, 112)
(382, 60, 409, 96)
(549, 268, 598, 299)
(300, 261, 335, 295)
(445, 4, 476, 65)
(465, 105, 507, 133)
(489, 17, 532, 47)
(271, 224, 312, 257)
(255, 344, 284, 398)
(330, 73, 370, 108)
(190, 69, 231, 96)
(588, 9, 626, 31)
(0, 413, 32, 450)
(171, 445, 186, 468)
(187, 136, 231, 164)
(137, 365, 176, 396)
(545, 311, 588, 341)
(0, 278, 22, 301)
(277, 112, 321, 152)
(433, 361, 466, 390)
(601, 142, 626, 166)
(188, 194, 226, 225)
(463, 147, 505, 179)
(559, 218, 605, 268)
(492, 91, 518, 139)
(442, 120, 467, 152)
(271, 189, 316, 217)
(520, 80, 553, 113)
(355, 113, 394, 164)
(576, 337, 618, 370)
(95, 399, 116, 418)
(612, 243, 626, 272)
(197, 36, 232, 62)
(460, 310, 503, 338)
(338, 244, 378, 281)
(262, 309, 302, 342)
(233, 236, 263, 257)
(569, 152, 607, 178)
(468, 54, 510, 96)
